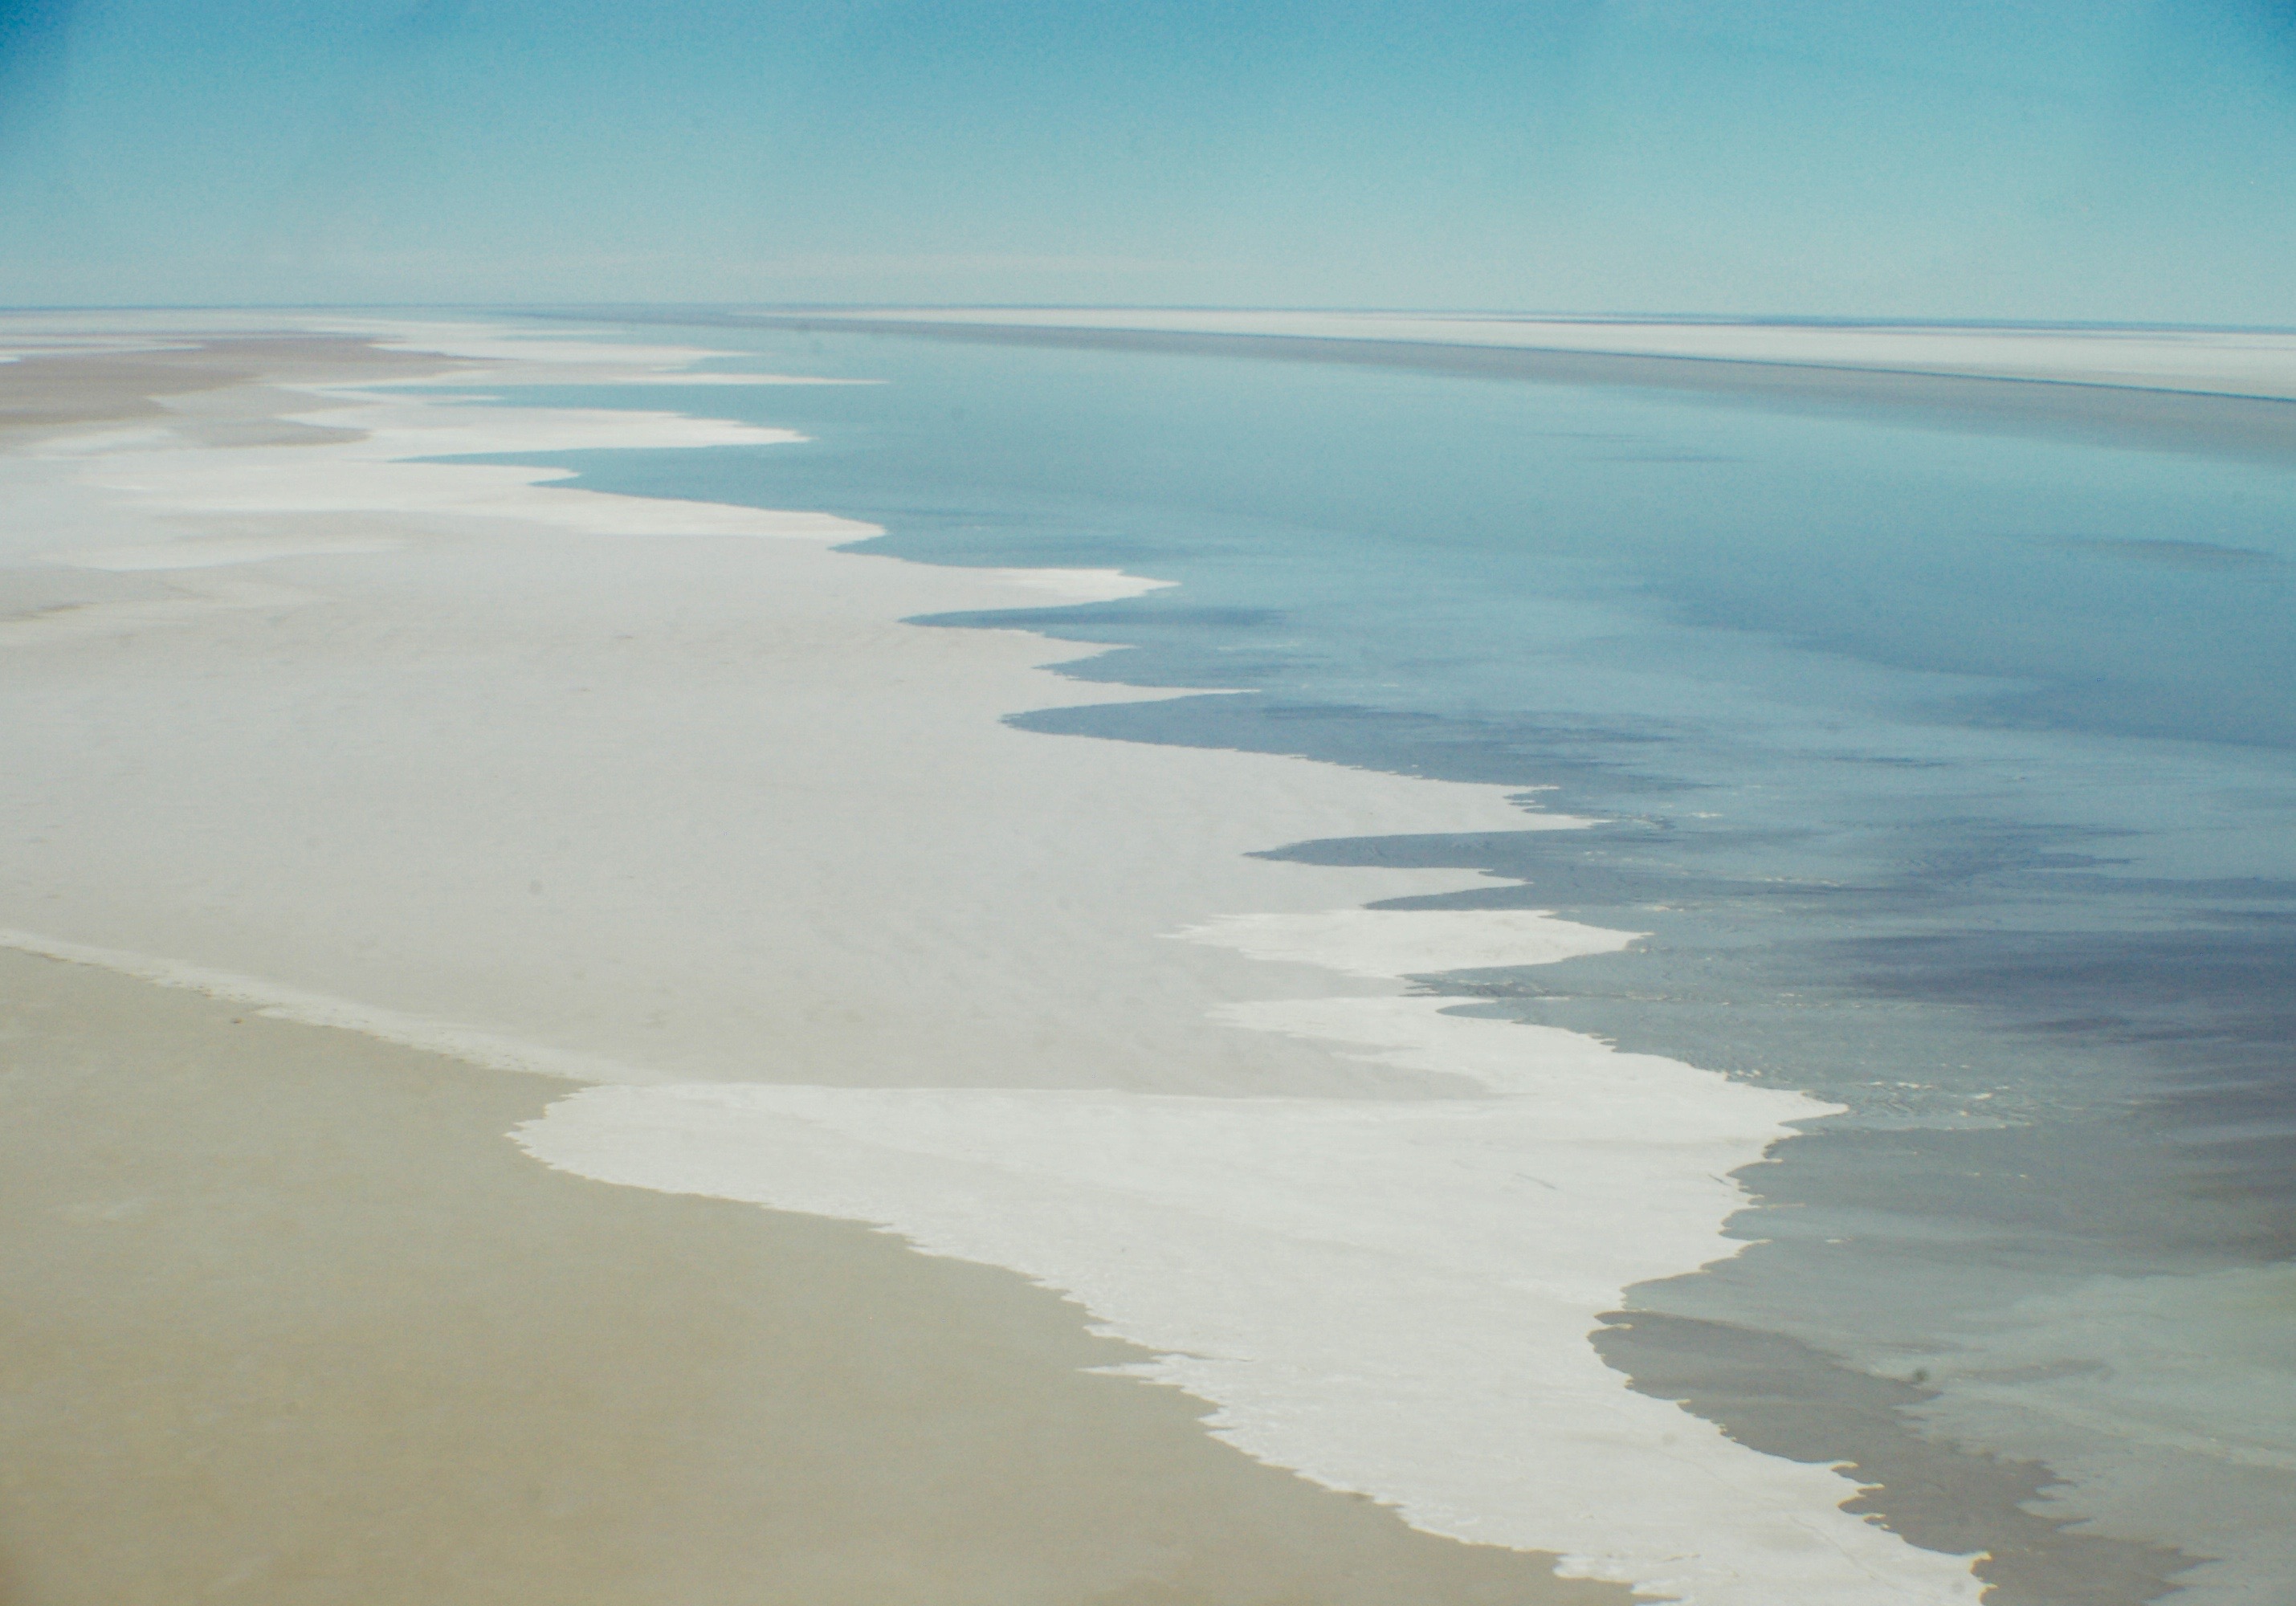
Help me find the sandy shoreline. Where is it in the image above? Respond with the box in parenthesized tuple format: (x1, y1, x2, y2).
(0, 316, 1987, 1602)
(1, 945, 1633, 1605)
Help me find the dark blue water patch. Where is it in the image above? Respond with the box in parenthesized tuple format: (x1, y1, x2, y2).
(1009, 693, 1730, 807)
(1839, 923, 2296, 1043)
(1834, 923, 2296, 1229)
(2054, 536, 2284, 572)
(1244, 805, 2296, 1245)
(1588, 1312, 2198, 1606)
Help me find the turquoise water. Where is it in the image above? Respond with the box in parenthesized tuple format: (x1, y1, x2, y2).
(466, 321, 2296, 1604)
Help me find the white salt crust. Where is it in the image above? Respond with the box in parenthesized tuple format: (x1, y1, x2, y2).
(0, 313, 1988, 1603)
(520, 919, 1986, 1606)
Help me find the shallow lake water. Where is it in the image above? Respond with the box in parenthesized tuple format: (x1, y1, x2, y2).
(463, 320, 2296, 1604)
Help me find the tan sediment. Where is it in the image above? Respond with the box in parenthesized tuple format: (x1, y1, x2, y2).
(0, 945, 1626, 1606)
(0, 335, 463, 441)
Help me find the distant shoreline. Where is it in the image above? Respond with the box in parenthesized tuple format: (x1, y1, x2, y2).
(684, 308, 2296, 464)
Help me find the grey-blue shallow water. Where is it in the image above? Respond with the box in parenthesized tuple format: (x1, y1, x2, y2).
(459, 320, 2296, 1604)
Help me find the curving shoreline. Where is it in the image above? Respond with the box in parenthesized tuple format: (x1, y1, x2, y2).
(1, 313, 1988, 1601)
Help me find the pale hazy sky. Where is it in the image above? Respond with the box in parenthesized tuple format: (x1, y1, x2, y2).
(2, 1, 2292, 320)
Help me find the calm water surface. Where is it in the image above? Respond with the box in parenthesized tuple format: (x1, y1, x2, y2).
(466, 321, 2296, 1605)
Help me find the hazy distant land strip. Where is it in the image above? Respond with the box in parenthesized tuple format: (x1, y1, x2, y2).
(683, 310, 2296, 463)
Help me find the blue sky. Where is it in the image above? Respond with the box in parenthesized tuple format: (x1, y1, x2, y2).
(2, 0, 2292, 319)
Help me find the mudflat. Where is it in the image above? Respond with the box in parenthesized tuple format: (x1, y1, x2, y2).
(0, 945, 1622, 1606)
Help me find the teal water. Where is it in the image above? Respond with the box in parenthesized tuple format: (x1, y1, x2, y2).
(460, 320, 2296, 1604)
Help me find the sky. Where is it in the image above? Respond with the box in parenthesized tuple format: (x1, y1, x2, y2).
(1, 0, 2292, 320)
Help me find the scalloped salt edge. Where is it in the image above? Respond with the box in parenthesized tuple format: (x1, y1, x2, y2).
(1, 315, 1987, 1603)
(517, 903, 1988, 1605)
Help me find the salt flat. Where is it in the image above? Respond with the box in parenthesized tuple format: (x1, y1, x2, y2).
(0, 313, 1998, 1604)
